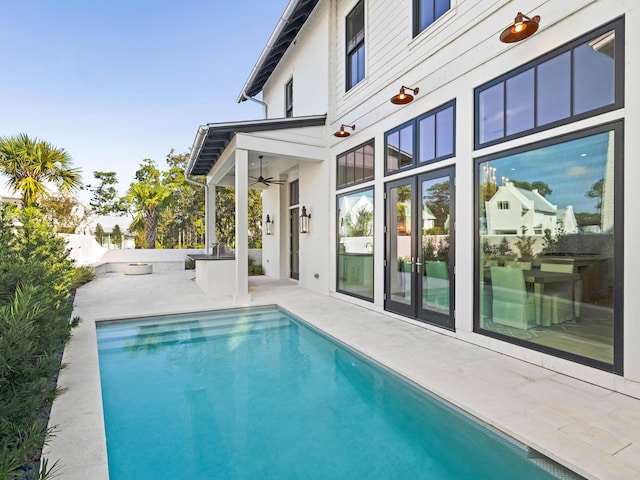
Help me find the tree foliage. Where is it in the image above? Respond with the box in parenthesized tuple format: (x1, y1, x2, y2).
(121, 151, 263, 250)
(94, 223, 106, 247)
(510, 179, 552, 197)
(0, 133, 82, 207)
(87, 171, 124, 215)
(124, 158, 175, 248)
(38, 192, 89, 234)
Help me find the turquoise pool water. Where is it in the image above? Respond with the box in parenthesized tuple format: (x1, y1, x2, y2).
(97, 306, 569, 479)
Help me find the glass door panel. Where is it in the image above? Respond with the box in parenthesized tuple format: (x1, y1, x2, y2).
(418, 171, 454, 328)
(386, 180, 415, 316)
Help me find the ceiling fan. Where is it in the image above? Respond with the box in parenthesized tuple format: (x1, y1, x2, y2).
(250, 156, 286, 187)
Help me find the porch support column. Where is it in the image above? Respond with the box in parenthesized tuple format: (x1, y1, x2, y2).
(234, 149, 250, 303)
(206, 182, 217, 253)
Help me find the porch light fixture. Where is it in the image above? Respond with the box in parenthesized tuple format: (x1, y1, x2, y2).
(299, 206, 311, 234)
(265, 215, 273, 235)
(499, 12, 541, 43)
(390, 86, 419, 105)
(334, 124, 356, 137)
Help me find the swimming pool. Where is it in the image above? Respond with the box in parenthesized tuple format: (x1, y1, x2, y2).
(97, 306, 575, 479)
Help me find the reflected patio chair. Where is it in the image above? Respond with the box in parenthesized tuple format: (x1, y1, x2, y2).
(540, 263, 582, 323)
(490, 266, 536, 329)
(424, 261, 449, 310)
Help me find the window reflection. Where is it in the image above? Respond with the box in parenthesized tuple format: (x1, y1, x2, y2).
(338, 189, 374, 300)
(537, 52, 571, 126)
(337, 140, 374, 189)
(478, 130, 616, 365)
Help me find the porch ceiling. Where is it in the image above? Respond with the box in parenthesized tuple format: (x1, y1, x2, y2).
(186, 115, 327, 177)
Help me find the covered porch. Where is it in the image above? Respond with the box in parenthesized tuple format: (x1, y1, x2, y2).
(184, 114, 327, 302)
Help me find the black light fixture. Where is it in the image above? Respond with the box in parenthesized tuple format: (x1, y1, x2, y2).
(265, 215, 273, 235)
(299, 206, 311, 234)
(334, 124, 356, 137)
(390, 85, 419, 105)
(500, 12, 541, 43)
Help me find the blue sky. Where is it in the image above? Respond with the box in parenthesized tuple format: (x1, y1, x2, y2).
(0, 0, 289, 200)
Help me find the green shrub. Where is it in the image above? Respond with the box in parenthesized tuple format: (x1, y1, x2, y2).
(0, 206, 78, 479)
(247, 256, 263, 276)
(70, 266, 96, 289)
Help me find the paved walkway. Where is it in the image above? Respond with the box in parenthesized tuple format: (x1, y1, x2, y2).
(45, 271, 640, 479)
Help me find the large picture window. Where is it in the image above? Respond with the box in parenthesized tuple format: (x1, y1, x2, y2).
(386, 101, 455, 174)
(414, 0, 450, 36)
(346, 0, 365, 90)
(337, 188, 374, 301)
(337, 140, 374, 189)
(476, 123, 622, 372)
(475, 18, 623, 148)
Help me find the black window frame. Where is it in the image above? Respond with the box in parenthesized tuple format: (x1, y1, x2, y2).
(285, 78, 293, 118)
(413, 0, 451, 37)
(385, 100, 456, 175)
(346, 0, 365, 91)
(336, 185, 375, 302)
(474, 17, 624, 150)
(473, 121, 624, 374)
(337, 139, 375, 190)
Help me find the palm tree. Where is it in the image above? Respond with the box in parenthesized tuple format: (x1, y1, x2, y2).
(126, 182, 172, 248)
(0, 133, 82, 207)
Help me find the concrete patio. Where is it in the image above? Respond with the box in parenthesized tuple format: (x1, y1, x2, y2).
(45, 270, 640, 479)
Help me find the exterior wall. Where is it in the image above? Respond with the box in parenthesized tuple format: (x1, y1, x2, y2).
(262, 1, 330, 119)
(321, 0, 640, 394)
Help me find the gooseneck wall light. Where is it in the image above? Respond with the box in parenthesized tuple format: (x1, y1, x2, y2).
(265, 215, 273, 235)
(500, 12, 541, 43)
(334, 124, 356, 137)
(299, 206, 311, 234)
(390, 85, 419, 105)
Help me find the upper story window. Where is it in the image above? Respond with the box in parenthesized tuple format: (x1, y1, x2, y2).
(414, 0, 450, 36)
(346, 1, 365, 90)
(337, 140, 374, 190)
(285, 78, 293, 118)
(386, 100, 455, 174)
(475, 17, 623, 149)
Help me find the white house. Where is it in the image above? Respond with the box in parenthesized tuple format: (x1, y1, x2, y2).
(186, 0, 640, 398)
(485, 181, 578, 236)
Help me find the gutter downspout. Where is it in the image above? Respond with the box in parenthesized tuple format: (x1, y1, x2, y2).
(241, 93, 268, 119)
(184, 126, 212, 253)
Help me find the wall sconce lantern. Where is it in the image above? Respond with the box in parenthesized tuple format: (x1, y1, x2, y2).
(265, 215, 273, 235)
(299, 206, 311, 234)
(390, 85, 419, 105)
(500, 12, 541, 43)
(334, 124, 356, 137)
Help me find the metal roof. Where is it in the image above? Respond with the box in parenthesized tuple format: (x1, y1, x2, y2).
(237, 0, 319, 102)
(186, 115, 327, 176)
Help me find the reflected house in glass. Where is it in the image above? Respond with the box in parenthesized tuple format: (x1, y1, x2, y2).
(485, 181, 578, 237)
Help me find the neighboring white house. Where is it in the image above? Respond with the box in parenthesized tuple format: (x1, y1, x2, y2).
(485, 181, 578, 236)
(185, 0, 640, 399)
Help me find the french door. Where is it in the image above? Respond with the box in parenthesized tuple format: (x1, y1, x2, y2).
(385, 167, 455, 329)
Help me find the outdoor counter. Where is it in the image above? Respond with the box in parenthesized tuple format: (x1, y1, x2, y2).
(188, 254, 236, 297)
